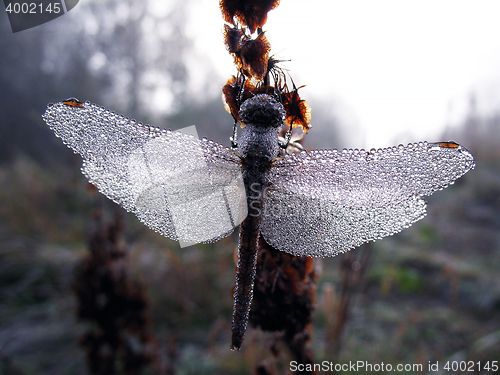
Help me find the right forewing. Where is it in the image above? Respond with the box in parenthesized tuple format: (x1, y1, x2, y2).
(261, 142, 474, 257)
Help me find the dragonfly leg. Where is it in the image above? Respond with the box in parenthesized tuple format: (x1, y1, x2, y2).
(279, 123, 294, 150)
(230, 118, 238, 150)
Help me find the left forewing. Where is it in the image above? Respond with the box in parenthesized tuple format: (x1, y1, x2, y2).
(43, 101, 246, 246)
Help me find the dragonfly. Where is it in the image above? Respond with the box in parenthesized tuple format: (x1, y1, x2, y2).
(43, 95, 475, 350)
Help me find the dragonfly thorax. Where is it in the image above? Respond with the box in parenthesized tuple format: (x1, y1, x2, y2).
(237, 94, 283, 161)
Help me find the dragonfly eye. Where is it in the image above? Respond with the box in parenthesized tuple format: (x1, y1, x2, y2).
(238, 94, 285, 129)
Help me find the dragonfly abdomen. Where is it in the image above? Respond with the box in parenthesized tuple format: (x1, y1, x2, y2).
(231, 196, 262, 350)
(232, 152, 275, 350)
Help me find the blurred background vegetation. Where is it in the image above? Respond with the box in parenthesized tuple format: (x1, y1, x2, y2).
(0, 0, 499, 374)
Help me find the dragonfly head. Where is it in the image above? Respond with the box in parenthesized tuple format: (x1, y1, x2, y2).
(239, 94, 285, 130)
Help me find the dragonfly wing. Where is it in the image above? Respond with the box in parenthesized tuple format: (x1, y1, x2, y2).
(261, 191, 426, 257)
(261, 142, 475, 257)
(43, 101, 247, 246)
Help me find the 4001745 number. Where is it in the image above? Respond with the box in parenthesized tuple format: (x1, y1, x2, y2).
(5, 2, 61, 14)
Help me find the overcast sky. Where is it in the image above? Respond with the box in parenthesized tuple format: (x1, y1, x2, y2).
(188, 0, 500, 148)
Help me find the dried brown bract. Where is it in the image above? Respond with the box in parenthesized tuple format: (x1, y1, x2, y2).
(220, 0, 280, 34)
(224, 25, 271, 82)
(224, 24, 245, 54)
(281, 85, 312, 133)
(239, 32, 271, 81)
(222, 75, 257, 125)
